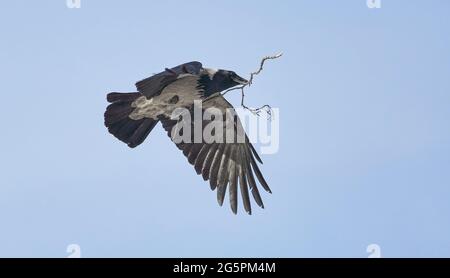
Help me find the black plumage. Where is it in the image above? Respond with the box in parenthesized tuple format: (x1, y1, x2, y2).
(104, 61, 271, 214)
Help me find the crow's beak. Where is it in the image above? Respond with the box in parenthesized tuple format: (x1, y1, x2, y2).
(232, 74, 248, 85)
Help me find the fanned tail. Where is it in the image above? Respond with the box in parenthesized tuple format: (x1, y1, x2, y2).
(104, 92, 158, 148)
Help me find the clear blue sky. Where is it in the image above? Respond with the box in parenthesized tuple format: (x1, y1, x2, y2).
(0, 0, 449, 257)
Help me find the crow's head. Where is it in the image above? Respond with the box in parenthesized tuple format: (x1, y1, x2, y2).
(216, 69, 248, 89)
(202, 69, 248, 95)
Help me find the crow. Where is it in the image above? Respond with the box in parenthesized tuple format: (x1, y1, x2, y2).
(104, 61, 271, 214)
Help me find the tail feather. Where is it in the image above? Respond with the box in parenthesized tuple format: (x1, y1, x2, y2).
(107, 92, 141, 103)
(128, 119, 157, 148)
(104, 92, 158, 148)
(104, 103, 134, 125)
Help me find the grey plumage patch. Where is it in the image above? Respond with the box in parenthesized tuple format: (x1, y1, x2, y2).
(204, 68, 218, 79)
(129, 75, 203, 120)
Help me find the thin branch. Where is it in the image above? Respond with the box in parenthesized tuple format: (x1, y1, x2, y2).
(221, 52, 283, 118)
(248, 52, 283, 85)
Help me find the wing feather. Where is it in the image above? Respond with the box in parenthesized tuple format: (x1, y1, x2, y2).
(248, 149, 272, 193)
(159, 95, 270, 214)
(217, 144, 232, 187)
(238, 157, 252, 215)
(209, 144, 226, 190)
(188, 143, 203, 165)
(202, 144, 219, 181)
(229, 161, 238, 214)
(242, 146, 264, 208)
(194, 144, 211, 174)
(135, 61, 203, 98)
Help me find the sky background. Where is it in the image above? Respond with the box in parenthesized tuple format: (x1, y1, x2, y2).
(0, 0, 449, 257)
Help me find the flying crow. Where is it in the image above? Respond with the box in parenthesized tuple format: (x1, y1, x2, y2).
(104, 62, 271, 214)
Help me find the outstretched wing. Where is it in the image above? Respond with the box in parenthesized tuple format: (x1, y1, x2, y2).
(158, 95, 271, 214)
(135, 61, 203, 98)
